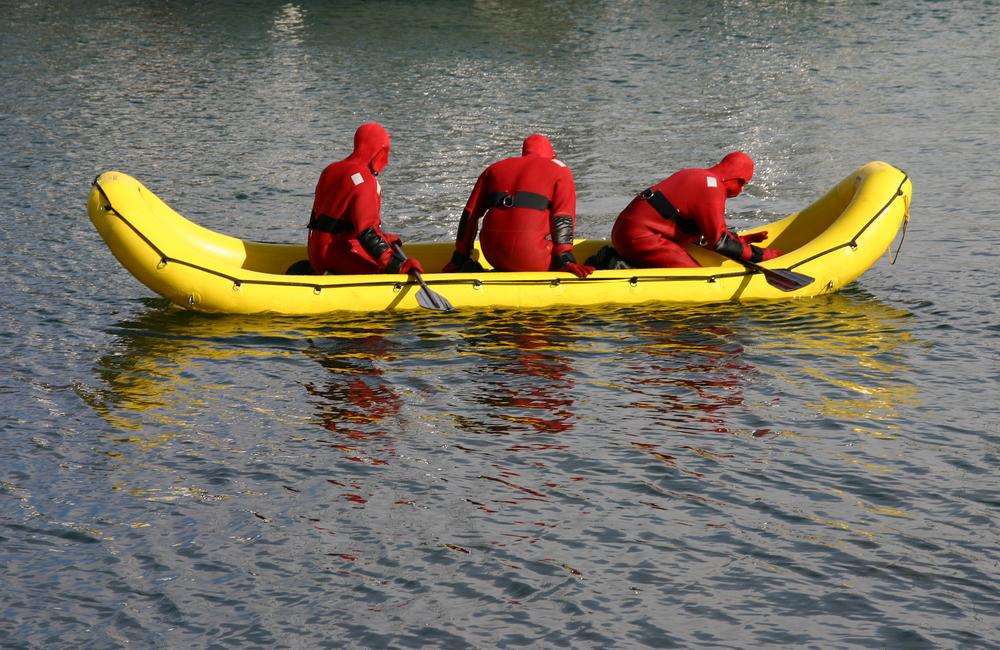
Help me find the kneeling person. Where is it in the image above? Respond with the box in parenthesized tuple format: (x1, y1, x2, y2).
(609, 152, 780, 269)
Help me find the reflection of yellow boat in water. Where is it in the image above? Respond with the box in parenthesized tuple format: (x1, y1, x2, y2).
(87, 162, 911, 315)
(85, 294, 917, 438)
(739, 291, 921, 436)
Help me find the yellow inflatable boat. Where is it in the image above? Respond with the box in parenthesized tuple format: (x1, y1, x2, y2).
(87, 162, 911, 315)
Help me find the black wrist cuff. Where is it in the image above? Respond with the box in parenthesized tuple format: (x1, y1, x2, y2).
(554, 251, 577, 268)
(713, 232, 744, 258)
(385, 253, 406, 274)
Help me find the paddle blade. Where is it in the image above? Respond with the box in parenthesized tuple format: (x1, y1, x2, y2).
(415, 285, 454, 311)
(391, 242, 454, 311)
(762, 268, 814, 292)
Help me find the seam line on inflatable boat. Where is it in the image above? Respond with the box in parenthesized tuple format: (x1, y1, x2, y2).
(417, 272, 751, 286)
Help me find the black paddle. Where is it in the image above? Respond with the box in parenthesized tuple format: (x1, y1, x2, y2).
(392, 243, 454, 311)
(724, 253, 814, 292)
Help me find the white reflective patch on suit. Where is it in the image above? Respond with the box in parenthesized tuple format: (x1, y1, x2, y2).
(707, 177, 718, 187)
(351, 173, 364, 186)
(376, 179, 381, 196)
(553, 159, 567, 167)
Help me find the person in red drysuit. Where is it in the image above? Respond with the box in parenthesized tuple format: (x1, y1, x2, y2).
(442, 134, 594, 278)
(608, 152, 781, 269)
(307, 123, 423, 276)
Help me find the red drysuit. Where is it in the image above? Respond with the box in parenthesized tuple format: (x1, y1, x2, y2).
(611, 152, 781, 268)
(308, 123, 422, 275)
(444, 134, 593, 278)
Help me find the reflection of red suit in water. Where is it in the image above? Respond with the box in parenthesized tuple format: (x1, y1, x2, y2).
(486, 329, 576, 435)
(446, 134, 593, 278)
(307, 123, 422, 275)
(306, 349, 402, 440)
(611, 152, 780, 268)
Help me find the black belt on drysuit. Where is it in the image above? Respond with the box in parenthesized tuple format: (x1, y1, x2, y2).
(639, 188, 701, 237)
(307, 211, 353, 235)
(485, 190, 577, 265)
(487, 191, 552, 211)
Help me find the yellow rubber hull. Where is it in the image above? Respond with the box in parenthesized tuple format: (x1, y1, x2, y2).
(87, 162, 911, 314)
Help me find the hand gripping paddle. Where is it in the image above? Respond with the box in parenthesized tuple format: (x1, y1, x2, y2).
(393, 243, 454, 311)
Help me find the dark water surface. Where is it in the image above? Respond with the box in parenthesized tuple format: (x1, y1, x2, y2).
(3, 1, 1000, 648)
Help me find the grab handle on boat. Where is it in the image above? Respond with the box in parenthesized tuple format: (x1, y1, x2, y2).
(888, 195, 910, 265)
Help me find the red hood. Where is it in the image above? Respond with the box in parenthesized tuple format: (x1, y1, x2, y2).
(521, 134, 555, 158)
(350, 123, 391, 173)
(709, 152, 754, 197)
